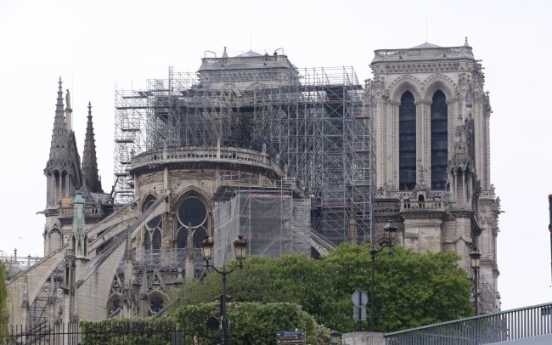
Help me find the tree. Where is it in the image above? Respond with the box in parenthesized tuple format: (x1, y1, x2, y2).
(173, 245, 473, 333)
(0, 260, 8, 341)
(173, 302, 329, 345)
(82, 303, 329, 345)
(324, 245, 473, 331)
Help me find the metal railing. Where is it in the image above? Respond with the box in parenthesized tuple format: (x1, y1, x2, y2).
(8, 323, 80, 345)
(385, 302, 552, 345)
(7, 322, 192, 345)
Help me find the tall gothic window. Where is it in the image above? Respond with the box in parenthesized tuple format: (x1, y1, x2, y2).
(431, 90, 448, 190)
(399, 91, 416, 190)
(176, 192, 208, 262)
(143, 195, 162, 251)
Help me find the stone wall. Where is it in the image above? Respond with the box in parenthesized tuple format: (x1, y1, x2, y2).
(342, 332, 384, 345)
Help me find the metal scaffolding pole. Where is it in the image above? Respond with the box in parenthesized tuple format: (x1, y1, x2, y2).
(113, 54, 374, 246)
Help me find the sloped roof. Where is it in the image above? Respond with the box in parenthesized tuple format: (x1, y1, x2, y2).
(411, 42, 442, 49)
(237, 50, 263, 57)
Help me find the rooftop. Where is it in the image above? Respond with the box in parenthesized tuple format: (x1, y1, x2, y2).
(411, 42, 442, 49)
(372, 39, 474, 64)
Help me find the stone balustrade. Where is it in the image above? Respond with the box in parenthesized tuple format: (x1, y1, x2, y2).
(58, 205, 103, 217)
(201, 55, 289, 66)
(374, 46, 473, 59)
(131, 146, 286, 174)
(401, 199, 445, 211)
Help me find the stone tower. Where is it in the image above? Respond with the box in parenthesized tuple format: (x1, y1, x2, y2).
(43, 79, 83, 255)
(369, 39, 501, 312)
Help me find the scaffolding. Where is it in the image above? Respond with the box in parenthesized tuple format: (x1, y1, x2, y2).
(114, 54, 374, 245)
(28, 263, 63, 328)
(213, 189, 311, 266)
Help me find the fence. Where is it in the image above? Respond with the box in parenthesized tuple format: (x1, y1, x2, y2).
(6, 322, 196, 345)
(385, 302, 552, 345)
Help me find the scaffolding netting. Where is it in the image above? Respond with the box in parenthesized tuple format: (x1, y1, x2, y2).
(213, 191, 310, 266)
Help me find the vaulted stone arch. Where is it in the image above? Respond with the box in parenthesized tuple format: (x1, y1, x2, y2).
(389, 75, 423, 102)
(422, 74, 456, 101)
(141, 192, 160, 211)
(171, 185, 211, 211)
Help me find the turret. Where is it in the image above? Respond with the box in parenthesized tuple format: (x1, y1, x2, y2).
(71, 193, 87, 258)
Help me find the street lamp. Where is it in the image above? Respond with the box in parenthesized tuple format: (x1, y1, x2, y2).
(330, 330, 340, 345)
(470, 247, 481, 316)
(370, 221, 397, 332)
(201, 235, 248, 345)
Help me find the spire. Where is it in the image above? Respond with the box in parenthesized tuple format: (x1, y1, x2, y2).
(45, 77, 83, 206)
(48, 78, 69, 160)
(82, 102, 103, 193)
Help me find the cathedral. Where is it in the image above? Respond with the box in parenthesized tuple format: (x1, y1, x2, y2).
(7, 39, 500, 329)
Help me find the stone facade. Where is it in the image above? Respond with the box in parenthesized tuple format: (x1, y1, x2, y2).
(7, 41, 500, 330)
(369, 39, 500, 312)
(7, 77, 310, 327)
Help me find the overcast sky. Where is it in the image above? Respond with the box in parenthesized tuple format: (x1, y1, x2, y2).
(1, 0, 550, 312)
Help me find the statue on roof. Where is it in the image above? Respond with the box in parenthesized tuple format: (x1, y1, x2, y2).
(65, 89, 71, 109)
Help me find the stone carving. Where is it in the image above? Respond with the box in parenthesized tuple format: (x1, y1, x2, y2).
(422, 74, 456, 100)
(138, 173, 164, 185)
(384, 61, 461, 74)
(388, 75, 423, 101)
(169, 171, 216, 181)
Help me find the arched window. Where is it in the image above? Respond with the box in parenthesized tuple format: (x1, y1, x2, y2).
(144, 231, 151, 250)
(175, 191, 208, 261)
(50, 229, 62, 251)
(176, 228, 188, 249)
(107, 295, 122, 318)
(431, 90, 448, 190)
(399, 91, 416, 190)
(143, 195, 162, 251)
(152, 229, 162, 250)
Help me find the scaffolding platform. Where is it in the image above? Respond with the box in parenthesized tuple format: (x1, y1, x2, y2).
(113, 55, 375, 245)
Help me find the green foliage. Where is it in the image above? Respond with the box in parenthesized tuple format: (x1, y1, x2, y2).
(80, 317, 177, 345)
(80, 302, 327, 345)
(0, 261, 8, 342)
(324, 245, 473, 332)
(173, 245, 473, 333)
(172, 302, 328, 345)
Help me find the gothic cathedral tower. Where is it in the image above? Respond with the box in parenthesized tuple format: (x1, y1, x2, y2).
(368, 39, 500, 312)
(43, 79, 105, 257)
(43, 79, 83, 255)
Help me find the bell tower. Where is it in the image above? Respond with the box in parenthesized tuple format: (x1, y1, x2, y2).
(369, 39, 500, 313)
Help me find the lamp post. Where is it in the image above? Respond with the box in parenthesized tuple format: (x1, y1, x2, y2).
(330, 330, 340, 345)
(370, 221, 397, 332)
(470, 247, 481, 316)
(201, 235, 248, 345)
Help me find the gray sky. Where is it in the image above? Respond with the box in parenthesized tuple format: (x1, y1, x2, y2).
(1, 0, 550, 311)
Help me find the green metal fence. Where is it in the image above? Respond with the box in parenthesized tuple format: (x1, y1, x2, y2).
(385, 302, 552, 345)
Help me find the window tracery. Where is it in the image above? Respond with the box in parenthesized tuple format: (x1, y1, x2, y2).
(399, 91, 416, 190)
(143, 195, 162, 251)
(175, 192, 208, 261)
(431, 90, 448, 190)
